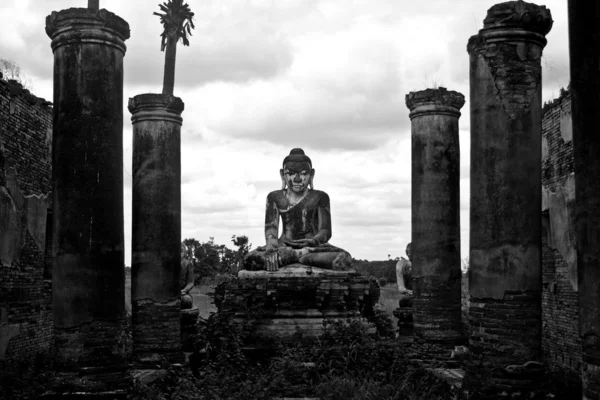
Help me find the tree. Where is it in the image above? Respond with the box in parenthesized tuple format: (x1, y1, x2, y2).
(231, 235, 251, 270)
(182, 237, 201, 261)
(183, 237, 241, 283)
(154, 0, 195, 96)
(194, 237, 221, 277)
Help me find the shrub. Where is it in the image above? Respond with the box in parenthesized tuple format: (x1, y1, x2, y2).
(369, 304, 396, 337)
(0, 353, 56, 399)
(132, 302, 459, 400)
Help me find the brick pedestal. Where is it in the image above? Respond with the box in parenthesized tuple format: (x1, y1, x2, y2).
(215, 265, 379, 342)
(393, 296, 414, 340)
(181, 307, 199, 352)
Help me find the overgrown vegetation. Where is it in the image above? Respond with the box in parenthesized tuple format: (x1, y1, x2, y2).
(132, 307, 458, 400)
(0, 353, 56, 399)
(0, 59, 33, 90)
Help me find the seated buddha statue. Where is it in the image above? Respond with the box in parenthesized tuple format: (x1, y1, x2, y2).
(244, 148, 352, 271)
(180, 243, 195, 309)
(396, 242, 413, 295)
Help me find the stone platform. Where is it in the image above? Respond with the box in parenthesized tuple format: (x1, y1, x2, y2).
(214, 264, 380, 341)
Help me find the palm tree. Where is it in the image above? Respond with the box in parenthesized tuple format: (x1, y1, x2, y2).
(154, 0, 195, 96)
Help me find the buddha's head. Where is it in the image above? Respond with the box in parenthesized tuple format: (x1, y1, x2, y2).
(280, 148, 315, 194)
(406, 243, 412, 261)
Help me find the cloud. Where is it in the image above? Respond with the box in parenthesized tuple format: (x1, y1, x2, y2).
(124, 2, 296, 87)
(540, 0, 570, 100)
(5, 0, 571, 265)
(180, 32, 408, 150)
(165, 2, 431, 151)
(0, 0, 295, 91)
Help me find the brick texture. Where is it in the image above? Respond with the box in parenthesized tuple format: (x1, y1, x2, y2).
(0, 77, 53, 369)
(541, 90, 582, 392)
(215, 267, 380, 342)
(0, 80, 52, 193)
(132, 299, 182, 365)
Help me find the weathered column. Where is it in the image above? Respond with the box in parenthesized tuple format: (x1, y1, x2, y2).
(129, 94, 184, 365)
(568, 2, 600, 399)
(406, 88, 465, 348)
(466, 1, 552, 393)
(45, 6, 129, 392)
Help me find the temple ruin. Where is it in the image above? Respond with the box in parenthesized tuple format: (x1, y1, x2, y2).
(1, 0, 599, 398)
(0, 76, 53, 366)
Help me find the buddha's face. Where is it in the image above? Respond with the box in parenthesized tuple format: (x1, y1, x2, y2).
(406, 244, 412, 260)
(281, 161, 314, 193)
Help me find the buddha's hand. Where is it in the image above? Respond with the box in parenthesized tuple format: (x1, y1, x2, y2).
(265, 236, 279, 251)
(265, 238, 279, 271)
(289, 238, 317, 248)
(400, 289, 413, 295)
(265, 251, 279, 271)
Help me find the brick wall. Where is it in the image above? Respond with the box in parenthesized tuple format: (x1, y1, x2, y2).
(541, 89, 582, 392)
(132, 299, 182, 365)
(0, 75, 53, 368)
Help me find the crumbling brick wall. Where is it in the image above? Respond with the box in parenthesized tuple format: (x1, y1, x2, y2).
(0, 75, 53, 367)
(541, 89, 581, 391)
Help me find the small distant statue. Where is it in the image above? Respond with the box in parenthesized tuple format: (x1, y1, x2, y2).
(244, 148, 352, 271)
(180, 243, 195, 309)
(396, 243, 412, 295)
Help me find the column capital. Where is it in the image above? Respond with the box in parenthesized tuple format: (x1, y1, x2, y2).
(129, 93, 185, 125)
(46, 8, 130, 53)
(405, 87, 465, 120)
(484, 1, 553, 35)
(468, 1, 552, 53)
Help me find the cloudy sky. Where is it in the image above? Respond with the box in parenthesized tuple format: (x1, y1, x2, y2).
(2, 0, 570, 265)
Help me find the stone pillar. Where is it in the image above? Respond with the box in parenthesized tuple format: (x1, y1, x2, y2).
(45, 7, 129, 392)
(466, 1, 552, 393)
(406, 88, 464, 347)
(568, 2, 600, 398)
(129, 94, 184, 364)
